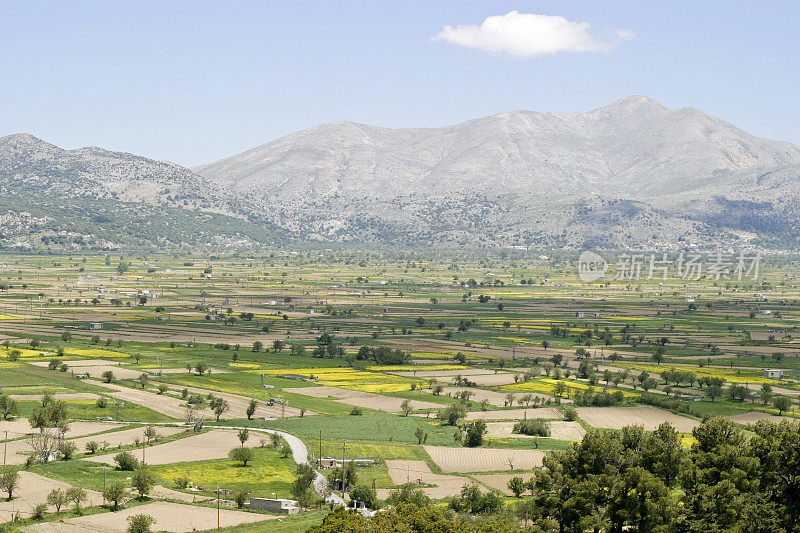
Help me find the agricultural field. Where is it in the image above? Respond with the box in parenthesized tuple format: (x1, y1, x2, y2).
(0, 252, 798, 531)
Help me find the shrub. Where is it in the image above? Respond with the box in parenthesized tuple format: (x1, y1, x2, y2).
(563, 407, 578, 421)
(114, 450, 139, 471)
(349, 484, 380, 509)
(127, 514, 156, 533)
(58, 441, 77, 460)
(174, 476, 190, 489)
(513, 419, 551, 437)
(234, 490, 251, 509)
(31, 503, 48, 520)
(349, 406, 363, 416)
(85, 441, 99, 454)
(464, 420, 487, 447)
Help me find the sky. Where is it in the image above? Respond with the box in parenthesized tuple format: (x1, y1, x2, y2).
(1, 0, 798, 167)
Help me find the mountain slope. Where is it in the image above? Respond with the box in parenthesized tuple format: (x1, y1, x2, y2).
(0, 134, 285, 249)
(194, 96, 800, 200)
(192, 96, 800, 249)
(4, 96, 800, 251)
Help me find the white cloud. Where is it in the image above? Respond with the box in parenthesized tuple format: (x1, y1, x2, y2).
(432, 11, 633, 58)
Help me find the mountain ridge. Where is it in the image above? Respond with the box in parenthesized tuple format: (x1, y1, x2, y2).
(3, 96, 800, 250)
(193, 96, 800, 201)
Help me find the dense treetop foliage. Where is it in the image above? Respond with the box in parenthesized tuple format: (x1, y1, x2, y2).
(309, 417, 800, 533)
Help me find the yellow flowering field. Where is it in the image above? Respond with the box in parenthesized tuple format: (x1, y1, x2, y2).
(66, 348, 130, 358)
(246, 367, 421, 392)
(0, 314, 23, 320)
(611, 363, 781, 384)
(410, 351, 487, 360)
(3, 346, 131, 360)
(154, 457, 294, 487)
(505, 378, 639, 398)
(367, 364, 467, 372)
(228, 362, 262, 369)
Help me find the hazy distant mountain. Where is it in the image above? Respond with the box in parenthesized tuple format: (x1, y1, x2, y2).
(194, 96, 800, 200)
(3, 96, 800, 250)
(193, 96, 800, 249)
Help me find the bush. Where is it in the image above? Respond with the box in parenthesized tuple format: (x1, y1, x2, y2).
(96, 397, 108, 408)
(114, 450, 139, 471)
(349, 406, 363, 416)
(450, 484, 503, 514)
(30, 503, 48, 520)
(563, 407, 578, 421)
(349, 484, 380, 509)
(59, 441, 77, 460)
(386, 483, 431, 508)
(127, 514, 156, 533)
(437, 404, 467, 425)
(464, 420, 487, 447)
(234, 490, 251, 509)
(513, 419, 551, 437)
(85, 441, 99, 454)
(174, 476, 190, 489)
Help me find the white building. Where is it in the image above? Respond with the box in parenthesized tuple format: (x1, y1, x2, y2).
(764, 369, 784, 379)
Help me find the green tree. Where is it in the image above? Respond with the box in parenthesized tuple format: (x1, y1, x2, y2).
(774, 396, 792, 415)
(507, 476, 525, 497)
(131, 465, 155, 498)
(0, 469, 18, 500)
(47, 488, 68, 512)
(228, 446, 254, 466)
(463, 420, 487, 448)
(237, 428, 249, 447)
(246, 399, 258, 420)
(210, 397, 229, 421)
(66, 486, 87, 514)
(103, 482, 127, 511)
(349, 484, 380, 509)
(0, 394, 19, 419)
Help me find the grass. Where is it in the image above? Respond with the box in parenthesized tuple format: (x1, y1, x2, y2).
(152, 445, 297, 499)
(265, 413, 459, 446)
(14, 397, 172, 423)
(216, 509, 328, 533)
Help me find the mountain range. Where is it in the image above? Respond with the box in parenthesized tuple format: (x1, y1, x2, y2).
(3, 96, 800, 250)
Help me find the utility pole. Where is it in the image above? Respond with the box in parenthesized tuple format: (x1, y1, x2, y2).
(340, 440, 347, 496)
(217, 486, 220, 529)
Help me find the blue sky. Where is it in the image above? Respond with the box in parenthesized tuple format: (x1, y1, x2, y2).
(1, 1, 798, 166)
